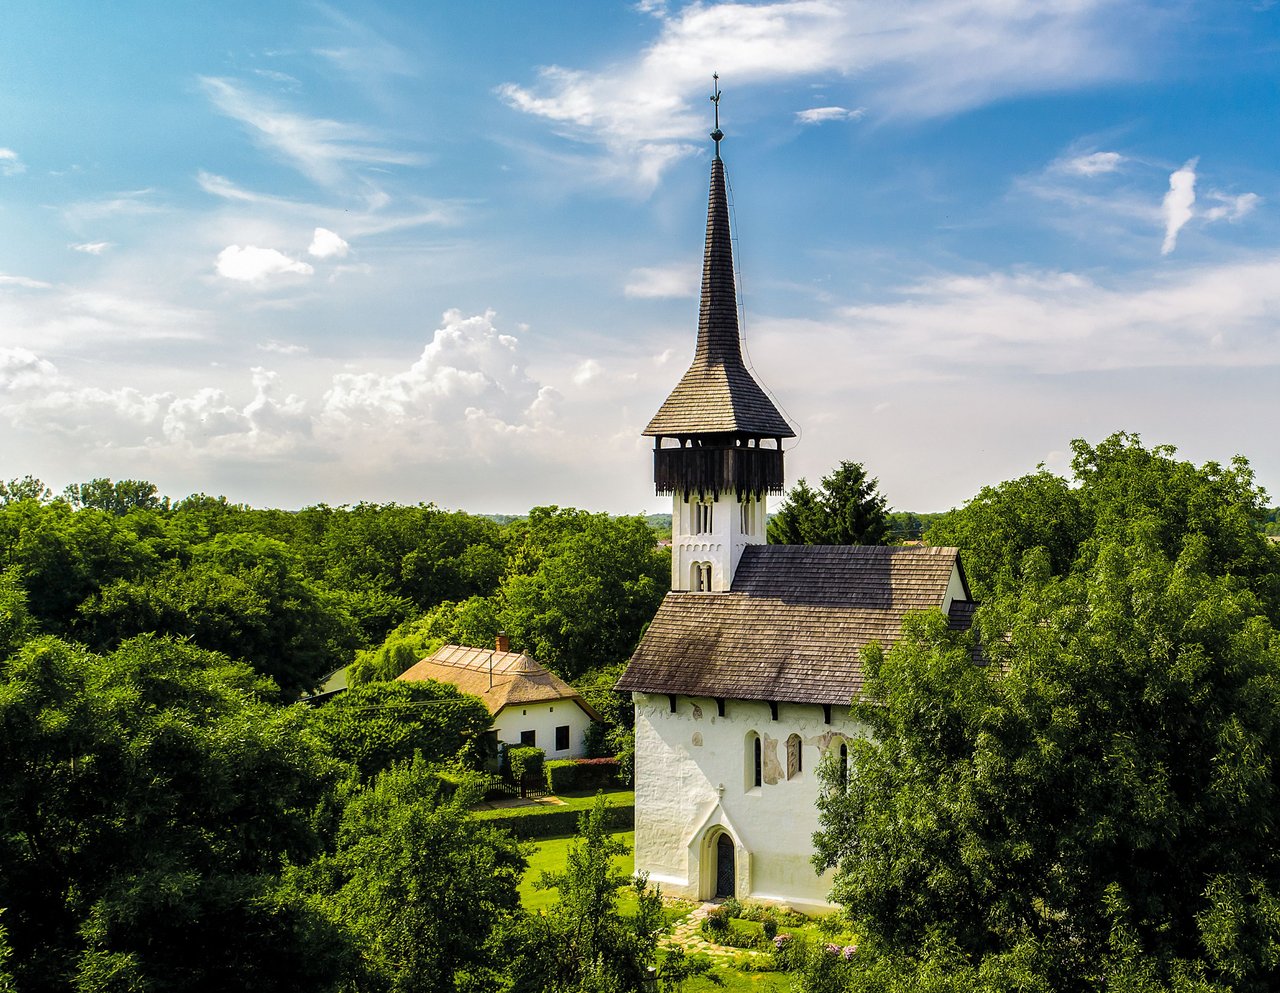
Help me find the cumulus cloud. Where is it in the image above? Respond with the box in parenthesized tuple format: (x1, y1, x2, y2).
(0, 347, 58, 391)
(572, 359, 602, 385)
(215, 245, 314, 282)
(500, 0, 1148, 188)
(1058, 150, 1124, 176)
(1161, 158, 1197, 255)
(624, 264, 699, 299)
(0, 148, 25, 176)
(70, 242, 112, 255)
(795, 105, 865, 125)
(308, 227, 350, 258)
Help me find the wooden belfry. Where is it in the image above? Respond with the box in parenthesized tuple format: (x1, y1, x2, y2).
(643, 76, 793, 501)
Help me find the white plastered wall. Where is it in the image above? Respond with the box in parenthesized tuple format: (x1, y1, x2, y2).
(493, 700, 594, 759)
(632, 691, 866, 913)
(670, 490, 766, 592)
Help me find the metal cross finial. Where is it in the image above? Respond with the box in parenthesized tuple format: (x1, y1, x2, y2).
(710, 72, 724, 157)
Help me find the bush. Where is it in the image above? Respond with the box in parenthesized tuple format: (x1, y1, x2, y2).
(473, 800, 634, 840)
(544, 757, 620, 794)
(701, 906, 731, 943)
(504, 745, 544, 796)
(723, 919, 765, 950)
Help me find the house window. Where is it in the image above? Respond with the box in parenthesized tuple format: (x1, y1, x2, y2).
(555, 724, 570, 751)
(693, 562, 712, 591)
(693, 499, 714, 534)
(839, 742, 848, 790)
(746, 732, 762, 790)
(787, 734, 802, 780)
(521, 729, 536, 747)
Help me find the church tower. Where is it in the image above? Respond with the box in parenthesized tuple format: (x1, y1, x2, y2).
(644, 82, 794, 592)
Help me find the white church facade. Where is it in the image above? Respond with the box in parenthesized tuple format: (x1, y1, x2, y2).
(617, 96, 976, 912)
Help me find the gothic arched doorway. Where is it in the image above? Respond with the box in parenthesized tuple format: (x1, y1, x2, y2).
(715, 834, 735, 898)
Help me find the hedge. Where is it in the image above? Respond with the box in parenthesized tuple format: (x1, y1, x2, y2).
(544, 757, 620, 794)
(474, 799, 635, 840)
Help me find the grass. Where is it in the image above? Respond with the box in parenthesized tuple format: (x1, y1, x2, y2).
(518, 830, 636, 912)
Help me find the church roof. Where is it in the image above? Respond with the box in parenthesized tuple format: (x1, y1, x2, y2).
(616, 545, 975, 706)
(643, 155, 794, 439)
(398, 643, 601, 720)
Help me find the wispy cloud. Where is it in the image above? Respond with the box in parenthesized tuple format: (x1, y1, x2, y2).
(1057, 150, 1125, 176)
(62, 190, 163, 225)
(258, 340, 309, 355)
(500, 0, 1150, 189)
(0, 148, 25, 176)
(795, 105, 865, 125)
(1161, 158, 1197, 255)
(70, 242, 113, 255)
(624, 263, 698, 299)
(215, 245, 314, 282)
(0, 274, 52, 289)
(1203, 191, 1260, 223)
(200, 76, 420, 188)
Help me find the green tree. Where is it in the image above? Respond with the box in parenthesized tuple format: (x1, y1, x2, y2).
(299, 759, 525, 993)
(814, 531, 1280, 991)
(505, 795, 665, 992)
(499, 508, 668, 680)
(0, 635, 354, 993)
(309, 679, 492, 781)
(348, 595, 501, 685)
(767, 461, 890, 546)
(0, 476, 50, 505)
(62, 478, 169, 515)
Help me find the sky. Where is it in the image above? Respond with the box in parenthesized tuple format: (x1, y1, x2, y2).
(1, 1, 1278, 515)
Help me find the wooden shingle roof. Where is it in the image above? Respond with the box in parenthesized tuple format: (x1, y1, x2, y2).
(399, 644, 601, 720)
(643, 156, 793, 439)
(617, 545, 975, 706)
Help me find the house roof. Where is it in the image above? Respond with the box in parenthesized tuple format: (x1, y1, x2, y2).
(643, 155, 793, 440)
(398, 644, 601, 721)
(616, 545, 975, 706)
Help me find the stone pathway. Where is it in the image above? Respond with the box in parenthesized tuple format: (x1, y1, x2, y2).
(662, 901, 771, 963)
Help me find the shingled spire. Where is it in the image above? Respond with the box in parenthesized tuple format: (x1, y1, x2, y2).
(644, 78, 793, 500)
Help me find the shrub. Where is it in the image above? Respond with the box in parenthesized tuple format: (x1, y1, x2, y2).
(472, 799, 634, 840)
(700, 906, 731, 943)
(505, 745, 544, 796)
(544, 757, 620, 794)
(723, 919, 765, 950)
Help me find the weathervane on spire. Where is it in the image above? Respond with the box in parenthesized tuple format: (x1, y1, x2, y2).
(710, 72, 724, 157)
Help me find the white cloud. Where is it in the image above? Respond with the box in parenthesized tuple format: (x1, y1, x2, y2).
(1161, 158, 1197, 255)
(624, 264, 699, 299)
(61, 190, 162, 225)
(308, 227, 350, 258)
(1203, 191, 1260, 223)
(1058, 150, 1124, 176)
(70, 242, 113, 255)
(215, 245, 314, 282)
(0, 274, 52, 289)
(0, 347, 58, 391)
(572, 359, 602, 385)
(201, 77, 420, 188)
(0, 148, 25, 176)
(258, 340, 309, 355)
(795, 105, 865, 125)
(500, 0, 1149, 188)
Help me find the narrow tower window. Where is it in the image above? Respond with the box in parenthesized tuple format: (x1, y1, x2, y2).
(693, 562, 712, 592)
(746, 732, 762, 789)
(693, 499, 714, 534)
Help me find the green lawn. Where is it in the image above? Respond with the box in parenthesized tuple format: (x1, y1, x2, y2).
(518, 830, 636, 912)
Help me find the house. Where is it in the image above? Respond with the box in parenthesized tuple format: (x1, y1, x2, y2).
(616, 102, 976, 912)
(398, 635, 601, 759)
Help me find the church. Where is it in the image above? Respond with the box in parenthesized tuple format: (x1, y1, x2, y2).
(616, 97, 976, 912)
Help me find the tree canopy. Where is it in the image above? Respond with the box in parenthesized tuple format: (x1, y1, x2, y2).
(814, 433, 1280, 992)
(767, 460, 890, 545)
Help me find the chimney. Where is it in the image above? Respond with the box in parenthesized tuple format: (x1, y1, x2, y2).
(495, 631, 510, 653)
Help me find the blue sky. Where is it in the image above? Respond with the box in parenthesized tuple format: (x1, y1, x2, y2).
(1, 1, 1277, 514)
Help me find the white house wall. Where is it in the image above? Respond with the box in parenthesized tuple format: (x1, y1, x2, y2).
(632, 691, 867, 913)
(493, 700, 594, 759)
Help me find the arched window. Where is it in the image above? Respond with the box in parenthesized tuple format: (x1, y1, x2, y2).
(839, 741, 849, 790)
(786, 734, 802, 780)
(745, 731, 762, 790)
(692, 499, 714, 534)
(692, 561, 712, 592)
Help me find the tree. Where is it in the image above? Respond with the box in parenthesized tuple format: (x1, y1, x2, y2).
(348, 595, 501, 685)
(0, 635, 354, 993)
(813, 436, 1280, 993)
(0, 476, 50, 505)
(499, 508, 668, 680)
(309, 679, 492, 780)
(767, 461, 889, 546)
(298, 759, 525, 993)
(504, 794, 665, 992)
(61, 477, 168, 515)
